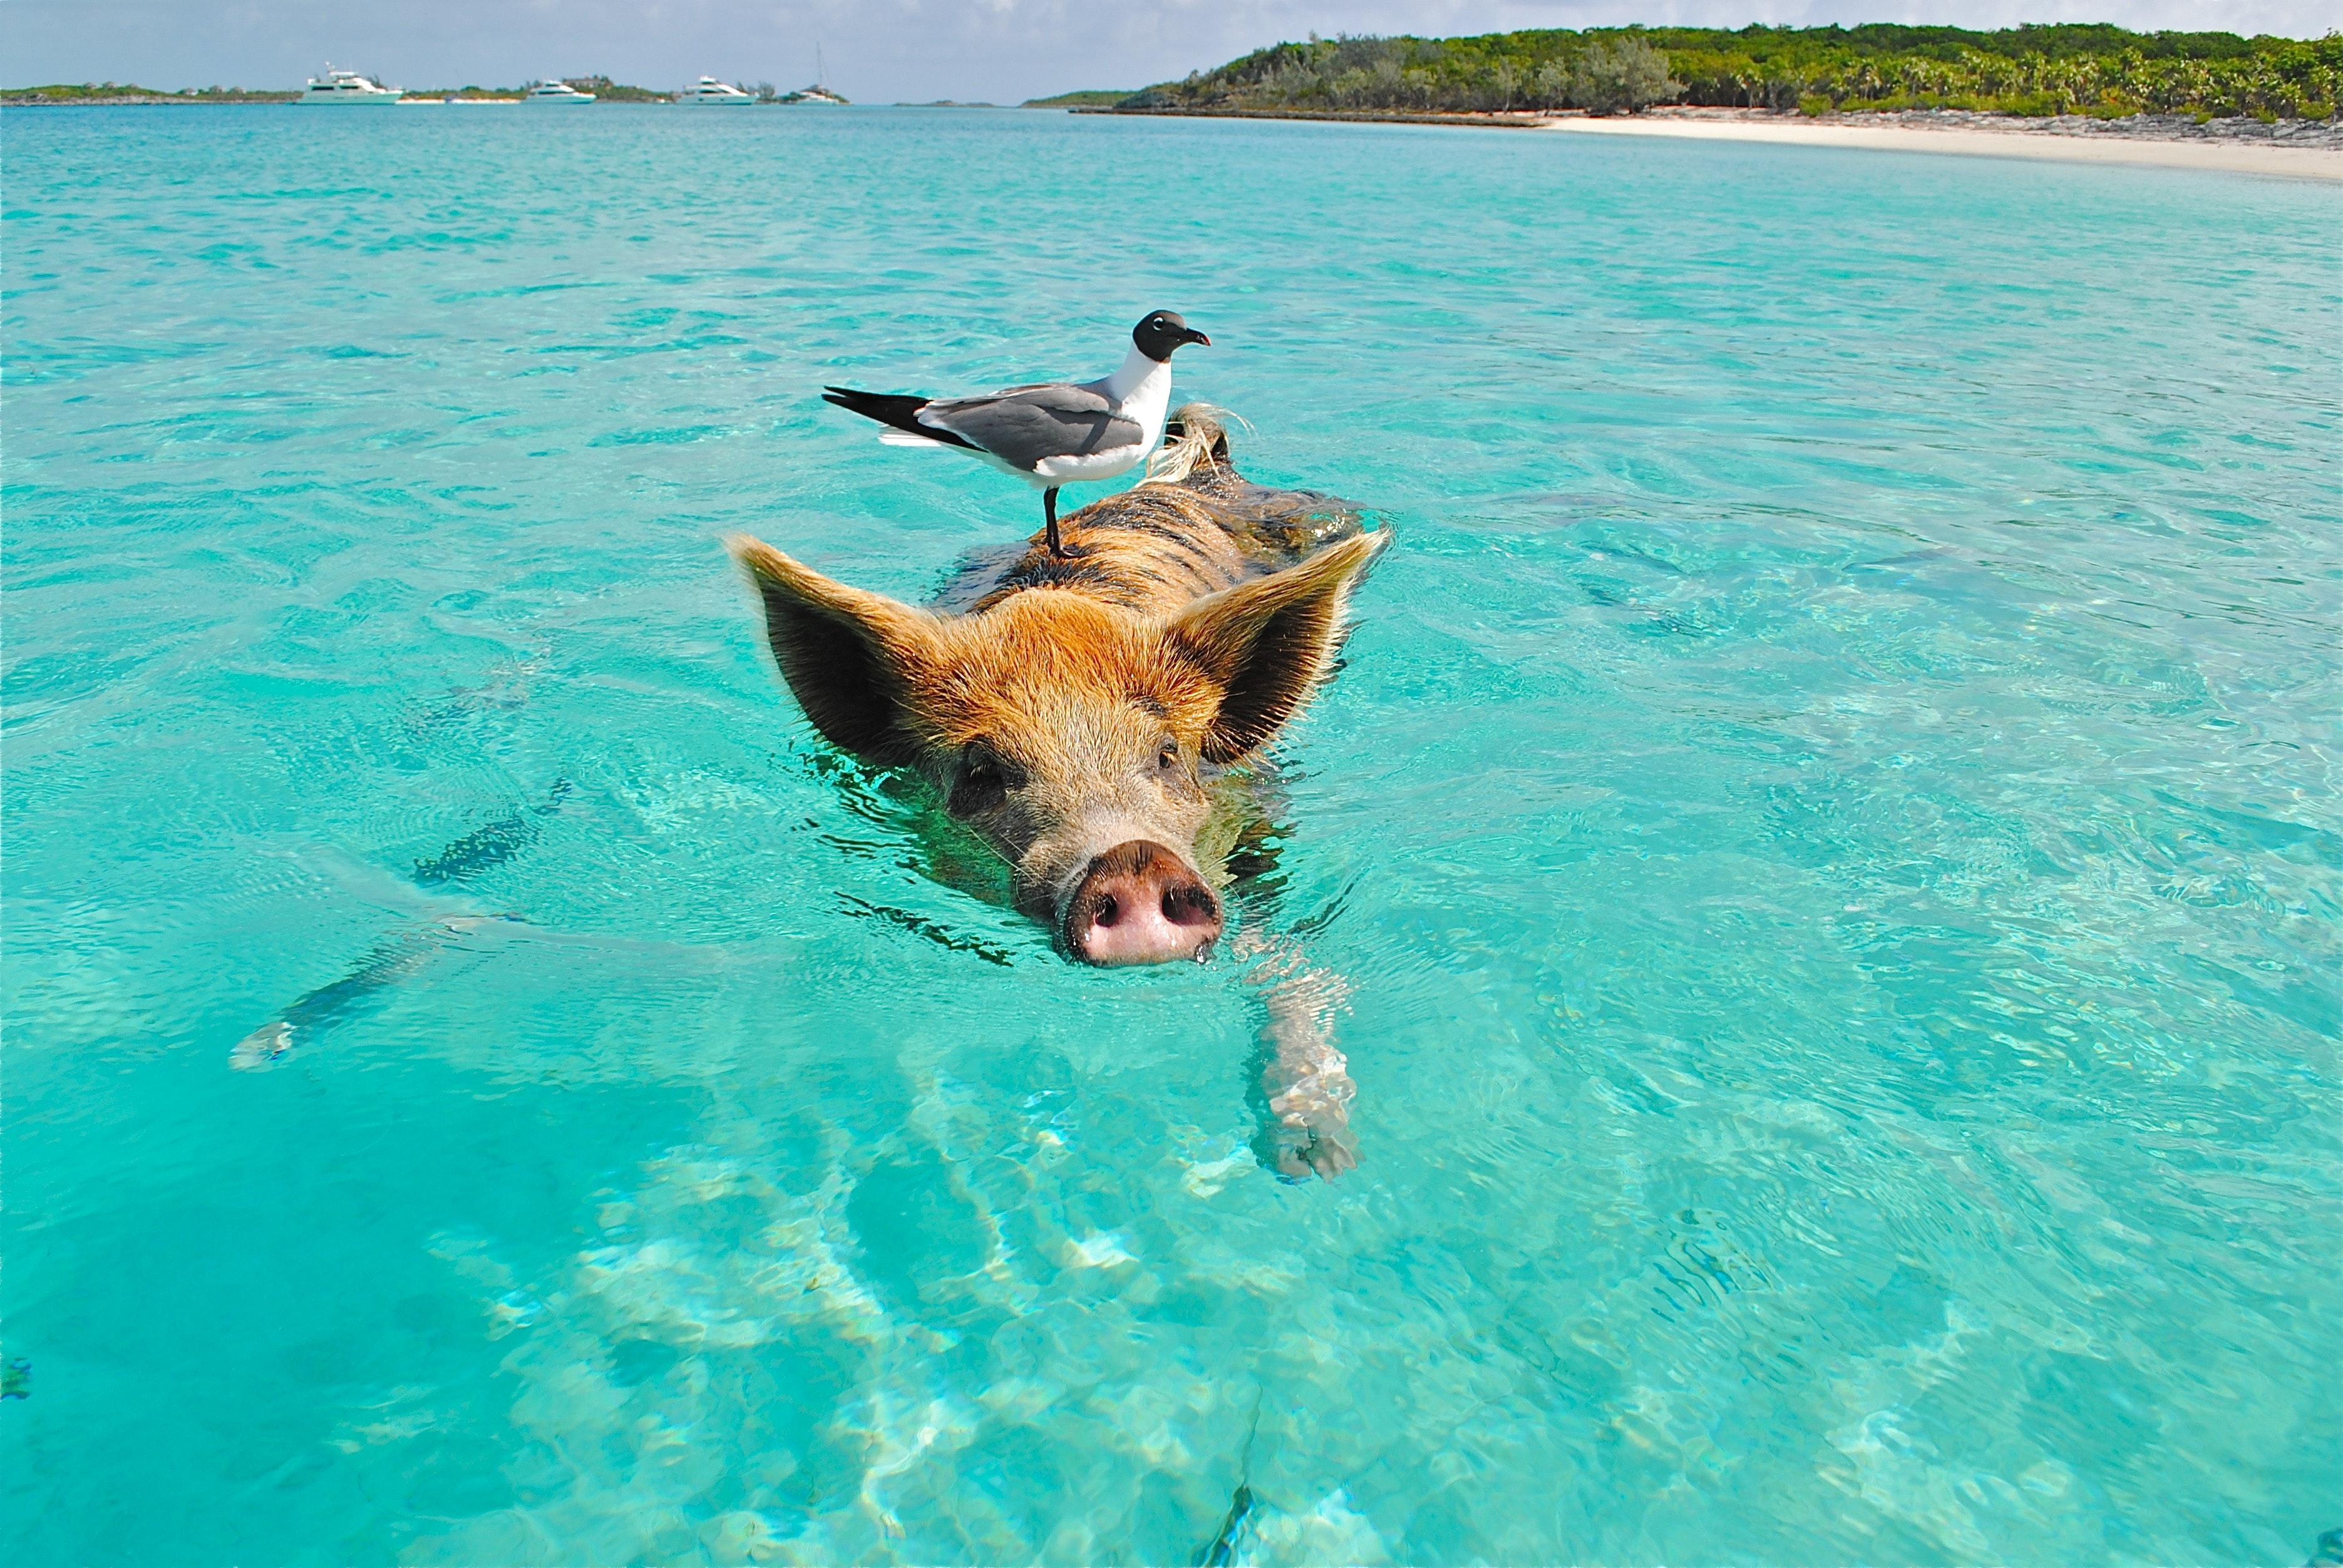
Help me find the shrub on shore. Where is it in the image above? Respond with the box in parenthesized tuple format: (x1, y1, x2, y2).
(1023, 90, 1136, 108)
(3, 76, 674, 105)
(1112, 24, 2343, 121)
(3, 82, 296, 104)
(560, 76, 669, 103)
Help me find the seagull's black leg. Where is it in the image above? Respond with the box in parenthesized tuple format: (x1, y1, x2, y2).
(1043, 487, 1078, 559)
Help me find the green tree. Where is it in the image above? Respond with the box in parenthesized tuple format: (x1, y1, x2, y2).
(1491, 57, 1520, 110)
(1570, 38, 1685, 115)
(1104, 23, 2339, 121)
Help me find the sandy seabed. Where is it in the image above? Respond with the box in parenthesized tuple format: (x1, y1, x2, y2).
(1538, 108, 2343, 181)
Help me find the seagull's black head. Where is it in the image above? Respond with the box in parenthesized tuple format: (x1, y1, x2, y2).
(1133, 310, 1210, 363)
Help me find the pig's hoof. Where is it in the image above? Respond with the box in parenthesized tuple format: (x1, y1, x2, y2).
(1272, 1119, 1357, 1182)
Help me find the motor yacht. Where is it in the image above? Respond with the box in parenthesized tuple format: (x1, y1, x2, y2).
(525, 77, 595, 104)
(676, 76, 756, 106)
(299, 67, 403, 105)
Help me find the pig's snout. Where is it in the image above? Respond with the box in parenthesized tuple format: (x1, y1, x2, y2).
(1063, 840, 1222, 965)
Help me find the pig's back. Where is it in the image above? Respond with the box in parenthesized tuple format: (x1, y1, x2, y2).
(937, 453, 1366, 619)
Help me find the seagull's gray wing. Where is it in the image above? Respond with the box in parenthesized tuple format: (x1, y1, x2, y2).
(917, 382, 1143, 474)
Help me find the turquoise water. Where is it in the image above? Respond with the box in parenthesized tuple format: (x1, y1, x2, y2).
(4, 104, 2339, 1564)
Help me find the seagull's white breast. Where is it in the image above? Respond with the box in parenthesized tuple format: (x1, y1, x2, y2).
(1032, 444, 1148, 484)
(1102, 349, 1174, 455)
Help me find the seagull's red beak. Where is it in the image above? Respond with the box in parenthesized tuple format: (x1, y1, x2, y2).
(1185, 328, 1212, 347)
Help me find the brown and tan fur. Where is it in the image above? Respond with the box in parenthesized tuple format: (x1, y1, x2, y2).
(728, 407, 1385, 1177)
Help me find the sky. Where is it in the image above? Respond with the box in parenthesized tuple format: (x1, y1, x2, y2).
(6, 1, 2332, 104)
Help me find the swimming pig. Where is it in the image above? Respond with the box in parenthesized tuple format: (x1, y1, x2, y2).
(729, 407, 1384, 1177)
(728, 409, 1385, 966)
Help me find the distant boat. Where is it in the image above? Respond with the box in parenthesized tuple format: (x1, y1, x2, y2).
(776, 43, 847, 105)
(525, 77, 595, 104)
(676, 76, 755, 106)
(299, 67, 402, 105)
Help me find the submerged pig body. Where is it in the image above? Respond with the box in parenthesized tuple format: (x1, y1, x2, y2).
(730, 409, 1386, 965)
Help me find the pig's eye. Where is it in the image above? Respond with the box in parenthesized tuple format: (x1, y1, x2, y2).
(951, 742, 1021, 814)
(1155, 737, 1182, 773)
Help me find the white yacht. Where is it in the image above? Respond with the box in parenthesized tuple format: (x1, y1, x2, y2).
(525, 77, 595, 104)
(676, 76, 756, 106)
(299, 67, 403, 105)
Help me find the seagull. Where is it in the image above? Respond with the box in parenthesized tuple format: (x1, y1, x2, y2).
(823, 310, 1211, 558)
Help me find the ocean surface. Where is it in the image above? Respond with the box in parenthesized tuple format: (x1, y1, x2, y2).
(3, 105, 2337, 1565)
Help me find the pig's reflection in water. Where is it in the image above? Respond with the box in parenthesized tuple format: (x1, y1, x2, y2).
(733, 407, 1386, 1180)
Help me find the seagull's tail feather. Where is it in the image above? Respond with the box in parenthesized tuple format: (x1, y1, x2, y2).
(821, 386, 977, 450)
(1144, 402, 1247, 486)
(877, 429, 956, 449)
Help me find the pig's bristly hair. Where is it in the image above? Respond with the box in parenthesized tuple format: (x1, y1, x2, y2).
(727, 407, 1389, 771)
(1142, 402, 1247, 488)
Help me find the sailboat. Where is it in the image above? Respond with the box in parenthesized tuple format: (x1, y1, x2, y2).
(777, 43, 848, 104)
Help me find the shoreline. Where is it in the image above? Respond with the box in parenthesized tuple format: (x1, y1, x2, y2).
(1087, 105, 2343, 180)
(1540, 107, 2343, 180)
(3, 93, 297, 106)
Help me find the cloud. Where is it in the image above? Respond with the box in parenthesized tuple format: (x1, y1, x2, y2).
(6, 0, 2333, 103)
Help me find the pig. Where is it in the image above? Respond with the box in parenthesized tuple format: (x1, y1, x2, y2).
(728, 407, 1386, 1177)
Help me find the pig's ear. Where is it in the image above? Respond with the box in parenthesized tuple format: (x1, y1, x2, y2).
(726, 535, 937, 766)
(1166, 530, 1389, 765)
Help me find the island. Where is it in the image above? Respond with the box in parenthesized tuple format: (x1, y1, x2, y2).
(1046, 24, 2341, 126)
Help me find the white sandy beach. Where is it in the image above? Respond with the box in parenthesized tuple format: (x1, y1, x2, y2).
(1539, 110, 2343, 181)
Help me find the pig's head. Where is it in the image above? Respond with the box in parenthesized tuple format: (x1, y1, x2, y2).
(728, 530, 1386, 965)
